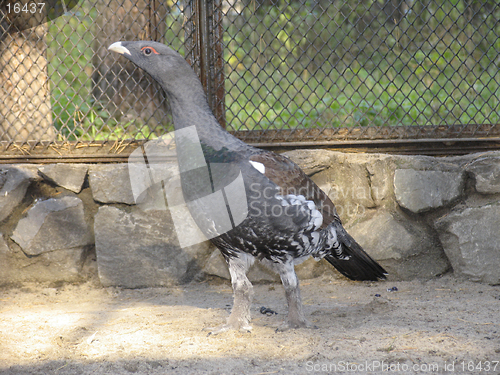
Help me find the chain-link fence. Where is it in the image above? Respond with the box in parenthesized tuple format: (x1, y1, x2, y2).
(1, 0, 499, 161)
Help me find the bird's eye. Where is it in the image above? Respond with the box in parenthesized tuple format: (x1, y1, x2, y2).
(141, 46, 159, 56)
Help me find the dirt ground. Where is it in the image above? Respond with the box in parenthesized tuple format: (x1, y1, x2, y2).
(0, 275, 499, 375)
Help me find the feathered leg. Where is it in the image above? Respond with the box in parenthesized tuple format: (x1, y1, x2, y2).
(264, 259, 311, 329)
(208, 253, 254, 334)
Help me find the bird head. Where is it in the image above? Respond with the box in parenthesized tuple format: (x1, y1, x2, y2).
(108, 41, 199, 96)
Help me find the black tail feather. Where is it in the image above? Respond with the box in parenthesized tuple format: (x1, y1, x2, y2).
(325, 224, 387, 281)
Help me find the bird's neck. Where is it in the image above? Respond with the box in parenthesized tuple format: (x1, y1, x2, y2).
(167, 84, 251, 154)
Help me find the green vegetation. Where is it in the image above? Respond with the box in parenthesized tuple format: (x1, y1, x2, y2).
(223, 0, 500, 131)
(46, 0, 500, 140)
(47, 5, 97, 141)
(46, 3, 172, 141)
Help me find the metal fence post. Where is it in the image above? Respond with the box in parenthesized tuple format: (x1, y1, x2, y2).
(184, 0, 226, 128)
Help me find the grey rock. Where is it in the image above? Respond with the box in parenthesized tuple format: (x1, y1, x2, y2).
(295, 257, 336, 280)
(466, 157, 500, 194)
(312, 154, 376, 223)
(0, 166, 38, 222)
(89, 164, 135, 204)
(0, 235, 8, 252)
(6, 152, 500, 286)
(364, 154, 396, 207)
(349, 212, 416, 260)
(285, 150, 398, 224)
(348, 211, 449, 279)
(38, 164, 88, 193)
(283, 149, 333, 176)
(94, 206, 212, 288)
(329, 152, 398, 210)
(328, 159, 376, 213)
(11, 196, 93, 256)
(203, 249, 231, 279)
(0, 235, 10, 275)
(435, 202, 500, 285)
(393, 153, 463, 172)
(0, 235, 87, 284)
(394, 169, 465, 213)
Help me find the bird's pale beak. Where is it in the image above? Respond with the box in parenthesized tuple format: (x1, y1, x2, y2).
(108, 42, 131, 56)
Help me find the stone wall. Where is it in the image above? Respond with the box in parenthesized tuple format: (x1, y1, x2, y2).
(0, 150, 499, 287)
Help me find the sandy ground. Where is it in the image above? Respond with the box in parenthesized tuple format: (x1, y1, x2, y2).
(0, 275, 499, 375)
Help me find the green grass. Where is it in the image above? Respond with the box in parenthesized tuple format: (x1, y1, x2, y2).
(224, 52, 500, 131)
(223, 1, 500, 131)
(46, 5, 97, 141)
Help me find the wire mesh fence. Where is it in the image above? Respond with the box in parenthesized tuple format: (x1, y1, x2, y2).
(1, 0, 499, 160)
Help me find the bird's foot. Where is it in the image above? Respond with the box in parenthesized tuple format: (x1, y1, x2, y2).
(275, 319, 317, 332)
(204, 322, 252, 336)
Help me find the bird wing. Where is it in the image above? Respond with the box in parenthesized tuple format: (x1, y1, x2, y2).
(249, 151, 341, 228)
(249, 152, 386, 280)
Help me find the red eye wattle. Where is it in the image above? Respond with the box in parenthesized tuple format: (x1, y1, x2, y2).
(141, 46, 159, 56)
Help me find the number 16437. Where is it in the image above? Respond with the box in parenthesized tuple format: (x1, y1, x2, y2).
(5, 2, 46, 14)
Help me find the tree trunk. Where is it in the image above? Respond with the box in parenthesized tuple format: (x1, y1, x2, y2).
(0, 12, 55, 143)
(92, 0, 170, 135)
